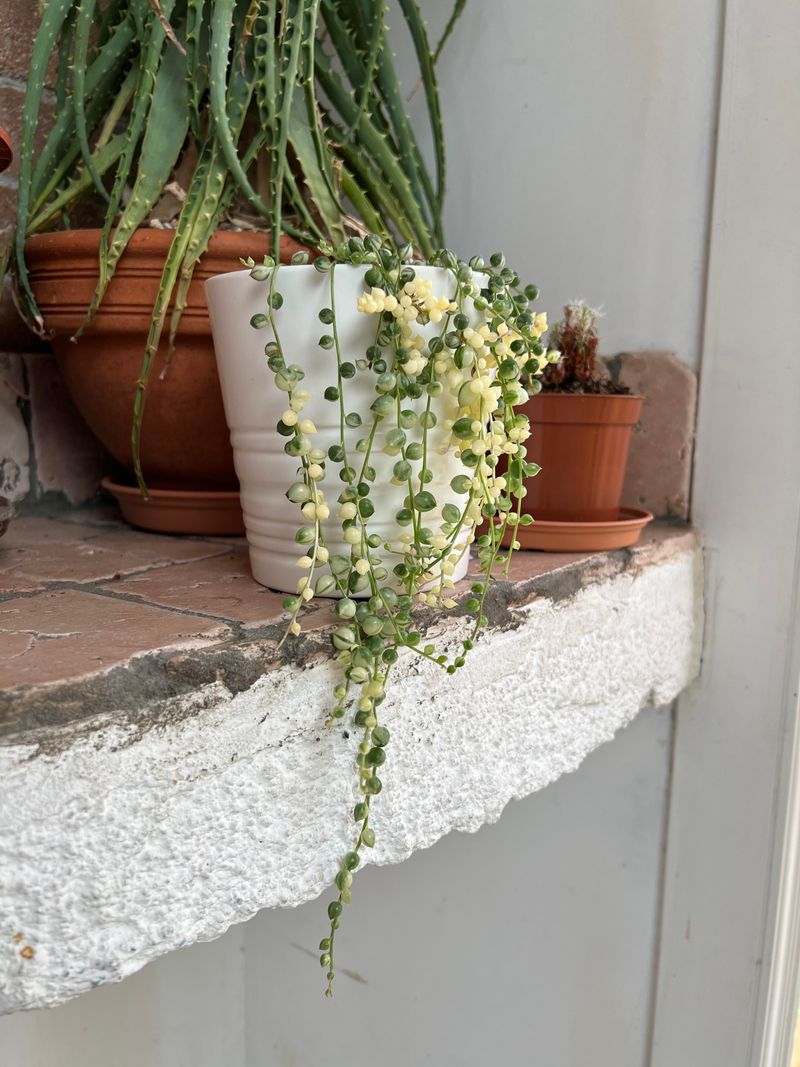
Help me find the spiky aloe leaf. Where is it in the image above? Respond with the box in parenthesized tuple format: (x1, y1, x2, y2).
(396, 0, 445, 205)
(77, 17, 190, 332)
(320, 0, 437, 243)
(27, 134, 127, 233)
(72, 0, 110, 201)
(133, 0, 264, 489)
(185, 0, 210, 139)
(288, 91, 343, 243)
(340, 166, 389, 239)
(14, 0, 75, 326)
(95, 0, 126, 47)
(283, 163, 325, 243)
(298, 0, 339, 211)
(315, 48, 435, 255)
(55, 6, 76, 111)
(130, 142, 214, 494)
(341, 1, 384, 139)
(241, 0, 260, 44)
(334, 134, 417, 245)
(269, 0, 308, 247)
(370, 38, 440, 243)
(434, 0, 467, 62)
(148, 0, 186, 53)
(30, 15, 135, 207)
(88, 0, 177, 329)
(318, 1, 394, 149)
(209, 0, 270, 219)
(253, 0, 279, 221)
(30, 65, 137, 220)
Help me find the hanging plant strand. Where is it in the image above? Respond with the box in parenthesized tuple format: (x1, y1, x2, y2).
(244, 234, 560, 994)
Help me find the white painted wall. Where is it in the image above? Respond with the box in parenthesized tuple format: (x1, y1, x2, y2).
(419, 0, 723, 367)
(0, 2, 725, 1061)
(0, 707, 672, 1067)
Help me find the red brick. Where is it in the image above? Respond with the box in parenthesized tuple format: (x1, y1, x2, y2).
(0, 0, 57, 83)
(606, 351, 697, 520)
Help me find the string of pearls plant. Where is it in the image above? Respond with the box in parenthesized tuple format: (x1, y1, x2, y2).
(244, 234, 559, 995)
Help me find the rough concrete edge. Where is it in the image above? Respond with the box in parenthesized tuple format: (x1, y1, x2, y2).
(0, 528, 699, 752)
(0, 544, 704, 1014)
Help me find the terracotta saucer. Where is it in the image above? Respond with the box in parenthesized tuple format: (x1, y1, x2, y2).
(102, 478, 245, 536)
(508, 506, 654, 553)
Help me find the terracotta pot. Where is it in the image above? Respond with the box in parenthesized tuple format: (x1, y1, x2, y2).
(25, 228, 305, 491)
(521, 392, 643, 521)
(0, 128, 12, 173)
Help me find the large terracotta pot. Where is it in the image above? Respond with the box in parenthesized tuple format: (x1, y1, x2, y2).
(521, 392, 643, 522)
(25, 229, 305, 491)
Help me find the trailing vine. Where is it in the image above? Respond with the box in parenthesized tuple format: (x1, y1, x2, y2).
(244, 234, 559, 995)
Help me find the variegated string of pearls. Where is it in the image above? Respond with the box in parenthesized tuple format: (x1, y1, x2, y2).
(245, 235, 559, 996)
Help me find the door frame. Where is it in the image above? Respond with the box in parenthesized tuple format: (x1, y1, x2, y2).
(649, 0, 800, 1063)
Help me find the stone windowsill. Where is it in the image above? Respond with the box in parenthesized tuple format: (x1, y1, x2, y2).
(0, 511, 703, 1013)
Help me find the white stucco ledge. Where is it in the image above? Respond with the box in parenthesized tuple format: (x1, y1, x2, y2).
(0, 522, 702, 1013)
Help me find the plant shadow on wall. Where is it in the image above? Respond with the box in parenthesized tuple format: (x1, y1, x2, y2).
(3, 0, 464, 529)
(206, 235, 559, 994)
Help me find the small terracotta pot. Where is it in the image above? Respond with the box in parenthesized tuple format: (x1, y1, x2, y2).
(25, 228, 305, 491)
(521, 392, 643, 522)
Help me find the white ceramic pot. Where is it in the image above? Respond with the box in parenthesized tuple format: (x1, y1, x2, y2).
(205, 264, 474, 593)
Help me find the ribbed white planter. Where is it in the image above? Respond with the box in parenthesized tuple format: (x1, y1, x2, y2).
(206, 264, 474, 593)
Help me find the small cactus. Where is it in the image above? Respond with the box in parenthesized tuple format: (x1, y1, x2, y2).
(543, 301, 604, 390)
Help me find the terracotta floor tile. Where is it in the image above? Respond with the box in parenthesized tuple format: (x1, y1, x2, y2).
(58, 504, 127, 528)
(105, 551, 287, 625)
(498, 548, 592, 584)
(489, 522, 691, 585)
(1, 517, 104, 548)
(0, 589, 229, 690)
(0, 574, 42, 596)
(0, 519, 231, 583)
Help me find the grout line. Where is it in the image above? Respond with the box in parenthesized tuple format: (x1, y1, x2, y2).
(62, 581, 250, 630)
(0, 562, 257, 628)
(1, 542, 240, 586)
(0, 73, 56, 103)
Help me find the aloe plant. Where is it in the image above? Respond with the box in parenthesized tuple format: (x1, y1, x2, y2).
(8, 0, 465, 491)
